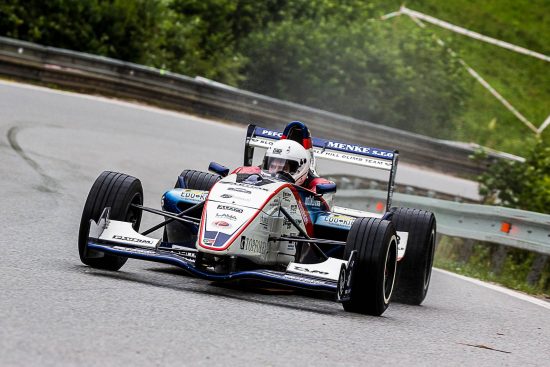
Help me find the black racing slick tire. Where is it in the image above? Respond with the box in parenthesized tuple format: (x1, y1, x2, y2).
(78, 171, 144, 271)
(390, 208, 436, 305)
(175, 170, 221, 190)
(342, 218, 398, 316)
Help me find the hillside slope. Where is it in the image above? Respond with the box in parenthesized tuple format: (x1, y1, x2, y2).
(378, 0, 549, 153)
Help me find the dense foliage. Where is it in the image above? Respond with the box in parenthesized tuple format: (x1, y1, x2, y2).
(0, 0, 471, 137)
(477, 140, 550, 213)
(1, 0, 548, 151)
(239, 8, 469, 136)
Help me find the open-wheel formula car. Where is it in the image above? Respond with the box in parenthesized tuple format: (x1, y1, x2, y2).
(79, 121, 436, 316)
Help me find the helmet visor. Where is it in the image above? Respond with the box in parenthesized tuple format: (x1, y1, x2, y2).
(262, 157, 299, 175)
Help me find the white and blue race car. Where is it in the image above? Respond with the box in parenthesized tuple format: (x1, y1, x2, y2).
(78, 121, 436, 316)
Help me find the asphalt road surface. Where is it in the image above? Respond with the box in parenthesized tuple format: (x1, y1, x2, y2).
(0, 80, 548, 366)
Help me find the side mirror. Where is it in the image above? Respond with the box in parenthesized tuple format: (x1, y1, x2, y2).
(316, 182, 337, 195)
(209, 162, 230, 177)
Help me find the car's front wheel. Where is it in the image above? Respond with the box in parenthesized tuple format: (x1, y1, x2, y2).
(78, 171, 143, 271)
(342, 217, 398, 316)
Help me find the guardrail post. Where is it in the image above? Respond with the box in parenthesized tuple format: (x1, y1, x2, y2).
(527, 254, 548, 286)
(457, 239, 475, 263)
(490, 245, 509, 275)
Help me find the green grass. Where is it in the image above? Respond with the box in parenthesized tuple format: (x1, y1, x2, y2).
(378, 0, 550, 154)
(435, 236, 550, 298)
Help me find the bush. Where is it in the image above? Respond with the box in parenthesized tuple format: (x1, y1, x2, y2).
(238, 7, 472, 138)
(477, 139, 550, 213)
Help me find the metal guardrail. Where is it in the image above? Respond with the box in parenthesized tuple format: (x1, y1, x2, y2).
(1, 37, 546, 253)
(0, 36, 524, 178)
(336, 189, 550, 255)
(327, 174, 479, 202)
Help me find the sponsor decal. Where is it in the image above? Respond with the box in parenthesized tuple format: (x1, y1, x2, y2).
(220, 182, 269, 191)
(321, 150, 339, 158)
(180, 189, 208, 201)
(287, 244, 295, 251)
(296, 200, 312, 230)
(325, 215, 355, 227)
(283, 274, 328, 285)
(290, 204, 298, 214)
(259, 215, 269, 228)
(266, 198, 280, 211)
(305, 196, 321, 207)
(239, 236, 268, 254)
(293, 266, 330, 275)
(282, 191, 292, 202)
(273, 148, 283, 155)
(217, 205, 243, 213)
(326, 141, 394, 158)
(341, 154, 363, 162)
(227, 187, 252, 194)
(316, 149, 392, 168)
(112, 235, 156, 245)
(260, 129, 283, 138)
(212, 220, 231, 228)
(177, 251, 196, 259)
(251, 137, 275, 146)
(215, 213, 237, 221)
(221, 193, 251, 202)
(203, 238, 215, 245)
(283, 217, 292, 230)
(113, 246, 156, 255)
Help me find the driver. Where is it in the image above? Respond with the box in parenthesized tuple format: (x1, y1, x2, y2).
(261, 139, 310, 186)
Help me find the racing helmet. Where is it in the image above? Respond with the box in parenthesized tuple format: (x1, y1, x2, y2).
(262, 139, 310, 185)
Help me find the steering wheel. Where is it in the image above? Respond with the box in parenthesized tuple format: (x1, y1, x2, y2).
(274, 171, 295, 183)
(243, 174, 263, 184)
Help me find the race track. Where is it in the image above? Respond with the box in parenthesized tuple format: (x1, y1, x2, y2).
(0, 80, 548, 366)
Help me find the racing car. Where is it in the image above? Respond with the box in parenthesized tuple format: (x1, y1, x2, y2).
(78, 121, 436, 316)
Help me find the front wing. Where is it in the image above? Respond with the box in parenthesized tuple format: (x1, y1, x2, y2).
(87, 208, 358, 297)
(87, 241, 338, 292)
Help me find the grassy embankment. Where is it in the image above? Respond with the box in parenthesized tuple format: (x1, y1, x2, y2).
(380, 0, 549, 155)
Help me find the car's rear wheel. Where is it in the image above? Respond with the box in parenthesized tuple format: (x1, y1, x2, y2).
(390, 208, 436, 305)
(175, 170, 221, 190)
(164, 170, 221, 243)
(342, 217, 398, 316)
(78, 171, 143, 271)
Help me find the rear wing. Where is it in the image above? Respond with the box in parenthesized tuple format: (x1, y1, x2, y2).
(243, 125, 399, 211)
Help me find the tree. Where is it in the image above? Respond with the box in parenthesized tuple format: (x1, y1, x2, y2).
(239, 15, 471, 137)
(478, 140, 550, 214)
(0, 0, 165, 62)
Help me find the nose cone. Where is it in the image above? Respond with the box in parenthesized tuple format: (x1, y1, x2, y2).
(199, 201, 260, 251)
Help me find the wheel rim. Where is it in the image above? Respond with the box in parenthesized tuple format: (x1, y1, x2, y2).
(423, 229, 436, 290)
(337, 265, 346, 300)
(383, 236, 398, 303)
(125, 193, 142, 230)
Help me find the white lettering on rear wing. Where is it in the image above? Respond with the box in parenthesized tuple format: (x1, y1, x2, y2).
(249, 127, 394, 171)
